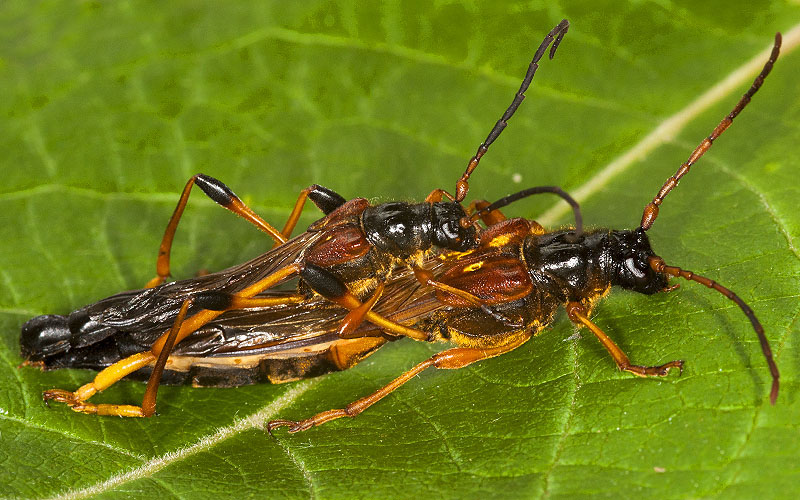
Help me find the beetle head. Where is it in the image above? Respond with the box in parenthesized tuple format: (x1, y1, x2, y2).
(608, 228, 668, 294)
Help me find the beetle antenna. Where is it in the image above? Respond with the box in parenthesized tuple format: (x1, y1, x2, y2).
(640, 33, 781, 231)
(648, 256, 779, 405)
(467, 185, 583, 235)
(453, 19, 569, 203)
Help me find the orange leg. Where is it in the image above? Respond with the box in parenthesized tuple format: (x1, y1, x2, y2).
(305, 262, 511, 341)
(268, 333, 531, 433)
(43, 300, 193, 417)
(413, 265, 525, 327)
(335, 276, 469, 340)
(147, 174, 288, 288)
(43, 352, 157, 417)
(276, 184, 346, 242)
(301, 264, 431, 342)
(412, 266, 486, 307)
(467, 199, 507, 226)
(424, 188, 456, 203)
(276, 186, 315, 247)
(331, 286, 430, 342)
(337, 282, 386, 336)
(149, 264, 304, 354)
(140, 299, 192, 416)
(566, 302, 683, 377)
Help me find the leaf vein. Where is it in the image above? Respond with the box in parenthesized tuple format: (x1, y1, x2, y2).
(540, 336, 580, 498)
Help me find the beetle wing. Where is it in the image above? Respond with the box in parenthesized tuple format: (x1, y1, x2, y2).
(53, 230, 327, 353)
(179, 265, 443, 358)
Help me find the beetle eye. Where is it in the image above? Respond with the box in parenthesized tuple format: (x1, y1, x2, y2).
(442, 221, 459, 239)
(625, 257, 646, 279)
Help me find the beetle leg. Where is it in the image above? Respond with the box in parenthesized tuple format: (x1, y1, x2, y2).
(566, 302, 684, 377)
(413, 266, 524, 327)
(267, 332, 531, 433)
(334, 281, 470, 339)
(278, 185, 347, 245)
(424, 188, 456, 203)
(301, 264, 429, 341)
(42, 352, 156, 416)
(337, 282, 385, 336)
(147, 174, 289, 288)
(140, 299, 192, 416)
(190, 291, 306, 312)
(413, 266, 485, 307)
(467, 199, 507, 226)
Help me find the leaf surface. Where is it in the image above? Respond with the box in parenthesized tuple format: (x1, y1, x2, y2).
(1, 2, 799, 499)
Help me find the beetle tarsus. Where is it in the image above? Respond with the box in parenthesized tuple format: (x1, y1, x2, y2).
(623, 360, 685, 378)
(267, 419, 309, 435)
(42, 388, 79, 405)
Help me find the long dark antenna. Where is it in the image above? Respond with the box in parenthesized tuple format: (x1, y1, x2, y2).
(649, 256, 779, 404)
(468, 186, 583, 235)
(453, 19, 570, 202)
(640, 33, 782, 231)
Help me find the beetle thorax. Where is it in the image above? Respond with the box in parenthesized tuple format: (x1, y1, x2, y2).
(361, 202, 477, 259)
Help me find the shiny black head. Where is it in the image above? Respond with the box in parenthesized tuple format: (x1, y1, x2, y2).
(430, 202, 479, 251)
(607, 228, 668, 294)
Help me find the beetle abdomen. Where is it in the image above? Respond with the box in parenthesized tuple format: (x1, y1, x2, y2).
(21, 312, 149, 370)
(20, 314, 72, 361)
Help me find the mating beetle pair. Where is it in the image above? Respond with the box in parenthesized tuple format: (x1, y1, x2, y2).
(21, 20, 780, 431)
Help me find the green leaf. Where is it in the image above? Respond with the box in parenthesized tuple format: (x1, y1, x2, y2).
(1, 1, 799, 499)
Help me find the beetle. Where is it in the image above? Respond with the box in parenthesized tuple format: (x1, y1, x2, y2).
(19, 183, 582, 418)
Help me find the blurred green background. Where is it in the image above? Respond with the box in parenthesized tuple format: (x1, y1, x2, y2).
(1, 1, 798, 499)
